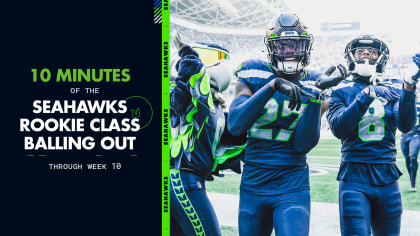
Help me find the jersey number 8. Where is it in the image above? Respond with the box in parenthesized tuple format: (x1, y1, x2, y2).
(358, 99, 385, 141)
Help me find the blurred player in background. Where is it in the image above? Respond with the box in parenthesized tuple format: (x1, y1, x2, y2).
(327, 35, 420, 235)
(227, 13, 347, 236)
(169, 33, 246, 236)
(401, 100, 420, 192)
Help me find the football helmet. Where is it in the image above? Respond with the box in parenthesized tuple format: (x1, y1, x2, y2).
(344, 35, 389, 84)
(193, 42, 231, 92)
(170, 41, 232, 92)
(264, 13, 313, 74)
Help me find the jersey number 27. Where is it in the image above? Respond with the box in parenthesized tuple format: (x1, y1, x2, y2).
(250, 99, 306, 141)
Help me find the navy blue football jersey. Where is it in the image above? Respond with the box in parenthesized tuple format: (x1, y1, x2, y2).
(170, 69, 226, 180)
(235, 59, 322, 167)
(181, 103, 225, 179)
(327, 79, 415, 163)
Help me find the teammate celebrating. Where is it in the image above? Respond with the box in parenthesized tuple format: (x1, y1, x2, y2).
(170, 33, 245, 236)
(227, 13, 346, 236)
(327, 35, 419, 235)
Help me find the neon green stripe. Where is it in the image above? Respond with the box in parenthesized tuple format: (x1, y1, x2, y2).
(300, 70, 307, 80)
(162, 1, 170, 235)
(212, 145, 246, 171)
(170, 169, 206, 236)
(309, 99, 322, 104)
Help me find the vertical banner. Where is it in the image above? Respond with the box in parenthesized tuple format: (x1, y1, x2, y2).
(161, 0, 170, 235)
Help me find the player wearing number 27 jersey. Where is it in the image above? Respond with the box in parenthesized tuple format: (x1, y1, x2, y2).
(228, 13, 348, 236)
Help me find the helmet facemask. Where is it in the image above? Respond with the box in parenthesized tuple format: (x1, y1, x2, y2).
(265, 35, 313, 74)
(345, 36, 389, 84)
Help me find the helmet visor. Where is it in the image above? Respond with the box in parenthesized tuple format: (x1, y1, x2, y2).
(192, 47, 229, 66)
(270, 38, 309, 57)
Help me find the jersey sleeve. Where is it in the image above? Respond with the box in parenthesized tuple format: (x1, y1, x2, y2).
(327, 87, 374, 139)
(391, 81, 417, 133)
(234, 59, 271, 93)
(293, 101, 322, 153)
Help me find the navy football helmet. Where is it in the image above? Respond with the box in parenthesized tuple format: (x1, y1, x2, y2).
(345, 35, 390, 84)
(264, 13, 313, 74)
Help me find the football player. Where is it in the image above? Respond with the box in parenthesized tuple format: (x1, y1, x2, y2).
(169, 33, 245, 236)
(401, 97, 420, 192)
(327, 35, 419, 235)
(227, 13, 347, 236)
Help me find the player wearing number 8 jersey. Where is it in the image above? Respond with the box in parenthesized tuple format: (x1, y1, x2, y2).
(228, 13, 347, 236)
(327, 35, 419, 235)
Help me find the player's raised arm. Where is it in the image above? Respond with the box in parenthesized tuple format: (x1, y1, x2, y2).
(327, 88, 374, 139)
(394, 53, 420, 132)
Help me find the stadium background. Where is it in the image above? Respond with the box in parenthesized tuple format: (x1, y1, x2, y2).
(170, 0, 420, 235)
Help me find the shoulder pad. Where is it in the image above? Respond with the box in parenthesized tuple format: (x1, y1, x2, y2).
(235, 59, 273, 79)
(236, 59, 268, 71)
(302, 70, 322, 82)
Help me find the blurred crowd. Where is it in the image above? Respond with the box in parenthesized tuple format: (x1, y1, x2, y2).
(170, 24, 418, 132)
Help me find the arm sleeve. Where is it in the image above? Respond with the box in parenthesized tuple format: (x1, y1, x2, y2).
(293, 101, 322, 153)
(227, 84, 275, 136)
(327, 90, 374, 139)
(394, 87, 416, 133)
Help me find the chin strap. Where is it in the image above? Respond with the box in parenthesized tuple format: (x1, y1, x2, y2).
(369, 73, 383, 85)
(352, 74, 370, 85)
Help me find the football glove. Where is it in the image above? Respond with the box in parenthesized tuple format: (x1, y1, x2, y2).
(404, 53, 420, 85)
(367, 85, 400, 105)
(413, 53, 420, 69)
(274, 78, 317, 110)
(315, 64, 348, 90)
(172, 31, 189, 52)
(300, 86, 326, 102)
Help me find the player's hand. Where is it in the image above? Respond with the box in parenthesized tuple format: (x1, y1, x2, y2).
(405, 53, 420, 85)
(300, 86, 326, 102)
(274, 78, 316, 110)
(404, 53, 420, 85)
(413, 53, 420, 69)
(172, 31, 189, 52)
(315, 64, 348, 90)
(367, 85, 400, 105)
